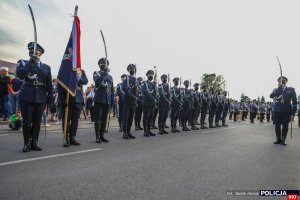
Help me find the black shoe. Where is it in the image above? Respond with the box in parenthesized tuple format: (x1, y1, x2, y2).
(175, 128, 180, 132)
(216, 124, 222, 127)
(171, 128, 177, 133)
(182, 127, 189, 131)
(100, 137, 109, 142)
(152, 125, 158, 129)
(209, 125, 215, 128)
(164, 124, 169, 128)
(123, 133, 130, 139)
(158, 130, 164, 135)
(127, 130, 136, 139)
(31, 141, 42, 151)
(23, 142, 31, 152)
(273, 139, 281, 144)
(201, 126, 208, 129)
(96, 134, 101, 143)
(135, 126, 139, 131)
(222, 124, 228, 127)
(162, 129, 169, 134)
(196, 122, 201, 125)
(143, 127, 149, 137)
(281, 139, 287, 146)
(191, 126, 198, 130)
(138, 126, 143, 130)
(148, 129, 156, 136)
(70, 137, 80, 146)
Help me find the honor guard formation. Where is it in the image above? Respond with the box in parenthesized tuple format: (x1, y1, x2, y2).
(1, 47, 297, 153)
(0, 5, 298, 154)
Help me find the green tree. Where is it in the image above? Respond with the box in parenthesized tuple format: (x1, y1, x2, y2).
(200, 73, 226, 91)
(240, 93, 251, 103)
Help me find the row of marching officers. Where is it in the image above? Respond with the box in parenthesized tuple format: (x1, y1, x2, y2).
(116, 64, 230, 140)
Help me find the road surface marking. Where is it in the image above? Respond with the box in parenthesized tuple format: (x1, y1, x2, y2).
(0, 148, 102, 167)
(0, 134, 9, 137)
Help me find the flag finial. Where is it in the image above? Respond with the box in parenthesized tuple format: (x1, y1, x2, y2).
(74, 5, 78, 16)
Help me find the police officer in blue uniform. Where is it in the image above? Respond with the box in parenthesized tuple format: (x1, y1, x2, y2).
(93, 58, 114, 143)
(208, 89, 217, 128)
(16, 42, 53, 152)
(270, 76, 297, 145)
(116, 74, 126, 132)
(135, 77, 144, 131)
(170, 77, 182, 133)
(200, 85, 209, 129)
(182, 80, 192, 131)
(215, 90, 223, 127)
(158, 74, 171, 135)
(141, 70, 156, 137)
(191, 83, 201, 130)
(249, 99, 258, 123)
(58, 69, 88, 147)
(122, 64, 138, 139)
(221, 91, 229, 127)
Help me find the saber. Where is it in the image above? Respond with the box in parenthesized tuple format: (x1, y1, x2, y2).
(276, 56, 283, 85)
(100, 30, 111, 132)
(100, 30, 108, 67)
(276, 56, 292, 139)
(28, 4, 37, 56)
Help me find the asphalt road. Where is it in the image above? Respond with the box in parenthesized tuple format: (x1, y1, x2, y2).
(0, 121, 300, 200)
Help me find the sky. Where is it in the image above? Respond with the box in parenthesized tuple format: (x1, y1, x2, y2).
(1, 0, 300, 100)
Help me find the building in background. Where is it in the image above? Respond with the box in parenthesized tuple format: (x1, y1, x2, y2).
(0, 60, 17, 77)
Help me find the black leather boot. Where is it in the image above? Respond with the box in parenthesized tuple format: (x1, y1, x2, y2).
(158, 123, 164, 135)
(31, 141, 42, 151)
(31, 124, 42, 151)
(274, 125, 282, 144)
(70, 121, 80, 145)
(100, 121, 109, 142)
(123, 126, 130, 139)
(127, 127, 136, 139)
(144, 125, 150, 137)
(94, 122, 101, 143)
(22, 124, 31, 152)
(62, 121, 70, 147)
(148, 125, 156, 136)
(182, 122, 189, 131)
(281, 127, 288, 145)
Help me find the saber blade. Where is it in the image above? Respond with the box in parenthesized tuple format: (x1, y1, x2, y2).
(28, 4, 37, 55)
(100, 30, 108, 66)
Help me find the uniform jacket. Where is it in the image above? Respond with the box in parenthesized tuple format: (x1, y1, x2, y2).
(170, 86, 182, 109)
(122, 75, 138, 105)
(93, 70, 114, 105)
(158, 83, 171, 107)
(16, 60, 52, 104)
(270, 86, 297, 113)
(141, 80, 156, 107)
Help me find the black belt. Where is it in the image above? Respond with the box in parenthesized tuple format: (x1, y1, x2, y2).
(24, 81, 45, 86)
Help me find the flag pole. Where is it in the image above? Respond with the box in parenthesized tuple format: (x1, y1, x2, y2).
(63, 92, 69, 145)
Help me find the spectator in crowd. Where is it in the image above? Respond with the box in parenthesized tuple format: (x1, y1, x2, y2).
(50, 78, 58, 121)
(86, 85, 95, 123)
(0, 67, 12, 121)
(112, 89, 118, 117)
(9, 110, 22, 131)
(10, 70, 23, 115)
(84, 86, 92, 116)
